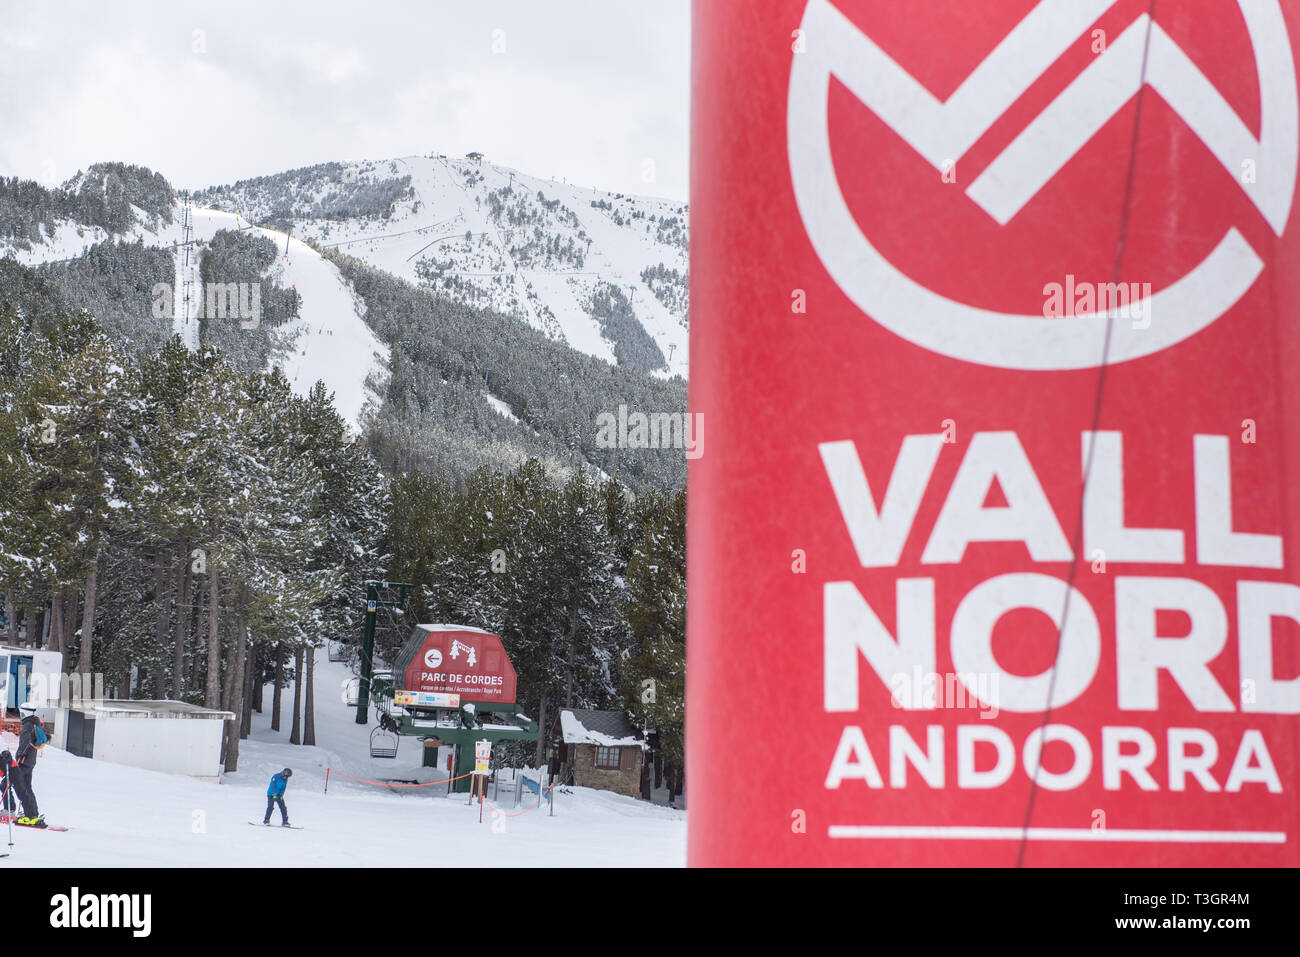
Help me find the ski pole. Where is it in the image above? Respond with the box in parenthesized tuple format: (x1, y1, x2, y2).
(2, 780, 12, 851)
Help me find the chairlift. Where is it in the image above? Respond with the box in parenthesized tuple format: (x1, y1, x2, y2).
(369, 724, 399, 760)
(327, 640, 348, 663)
(343, 677, 360, 708)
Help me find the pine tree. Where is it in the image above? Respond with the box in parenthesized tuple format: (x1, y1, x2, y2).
(24, 328, 144, 679)
(3, 276, 400, 744)
(620, 490, 685, 796)
(133, 337, 220, 698)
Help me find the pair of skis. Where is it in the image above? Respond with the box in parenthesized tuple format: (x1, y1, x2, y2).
(5, 816, 302, 833)
(0, 814, 69, 832)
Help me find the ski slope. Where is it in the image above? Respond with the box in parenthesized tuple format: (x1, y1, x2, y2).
(150, 204, 390, 429)
(0, 655, 685, 868)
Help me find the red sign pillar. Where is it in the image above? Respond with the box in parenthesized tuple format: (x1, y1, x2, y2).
(689, 0, 1300, 865)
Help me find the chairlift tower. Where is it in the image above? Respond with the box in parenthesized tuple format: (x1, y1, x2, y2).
(355, 580, 415, 725)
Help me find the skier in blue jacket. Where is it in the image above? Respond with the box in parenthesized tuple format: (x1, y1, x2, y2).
(264, 768, 292, 826)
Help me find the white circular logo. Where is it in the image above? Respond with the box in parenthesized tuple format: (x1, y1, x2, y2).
(424, 648, 442, 669)
(787, 0, 1297, 370)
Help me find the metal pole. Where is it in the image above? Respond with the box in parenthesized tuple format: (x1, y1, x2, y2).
(355, 583, 377, 724)
(2, 778, 13, 851)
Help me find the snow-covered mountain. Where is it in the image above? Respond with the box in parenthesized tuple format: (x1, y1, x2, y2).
(193, 154, 689, 378)
(1, 157, 687, 489)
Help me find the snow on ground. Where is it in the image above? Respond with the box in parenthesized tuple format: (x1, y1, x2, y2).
(483, 392, 519, 423)
(0, 654, 685, 867)
(170, 202, 201, 349)
(5, 220, 113, 267)
(254, 225, 389, 427)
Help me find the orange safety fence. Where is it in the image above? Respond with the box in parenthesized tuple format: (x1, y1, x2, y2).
(324, 765, 558, 820)
(323, 766, 479, 792)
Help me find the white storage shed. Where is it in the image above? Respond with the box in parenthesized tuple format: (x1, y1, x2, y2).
(55, 700, 234, 783)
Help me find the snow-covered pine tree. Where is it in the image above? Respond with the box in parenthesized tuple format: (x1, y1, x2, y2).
(133, 337, 222, 698)
(619, 489, 685, 799)
(169, 360, 251, 708)
(24, 327, 144, 681)
(294, 380, 389, 664)
(0, 306, 51, 625)
(544, 471, 619, 709)
(215, 369, 329, 768)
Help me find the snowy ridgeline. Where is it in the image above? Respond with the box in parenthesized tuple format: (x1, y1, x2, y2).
(194, 155, 689, 379)
(0, 656, 684, 867)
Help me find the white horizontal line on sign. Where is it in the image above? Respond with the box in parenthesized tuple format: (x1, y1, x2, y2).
(828, 826, 1286, 844)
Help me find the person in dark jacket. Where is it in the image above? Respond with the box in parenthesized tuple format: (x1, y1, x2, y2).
(264, 768, 292, 826)
(11, 702, 45, 827)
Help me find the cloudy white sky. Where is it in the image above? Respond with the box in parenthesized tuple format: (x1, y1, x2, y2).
(0, 1, 690, 199)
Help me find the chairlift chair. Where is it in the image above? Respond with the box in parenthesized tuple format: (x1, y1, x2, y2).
(369, 724, 399, 759)
(343, 677, 360, 708)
